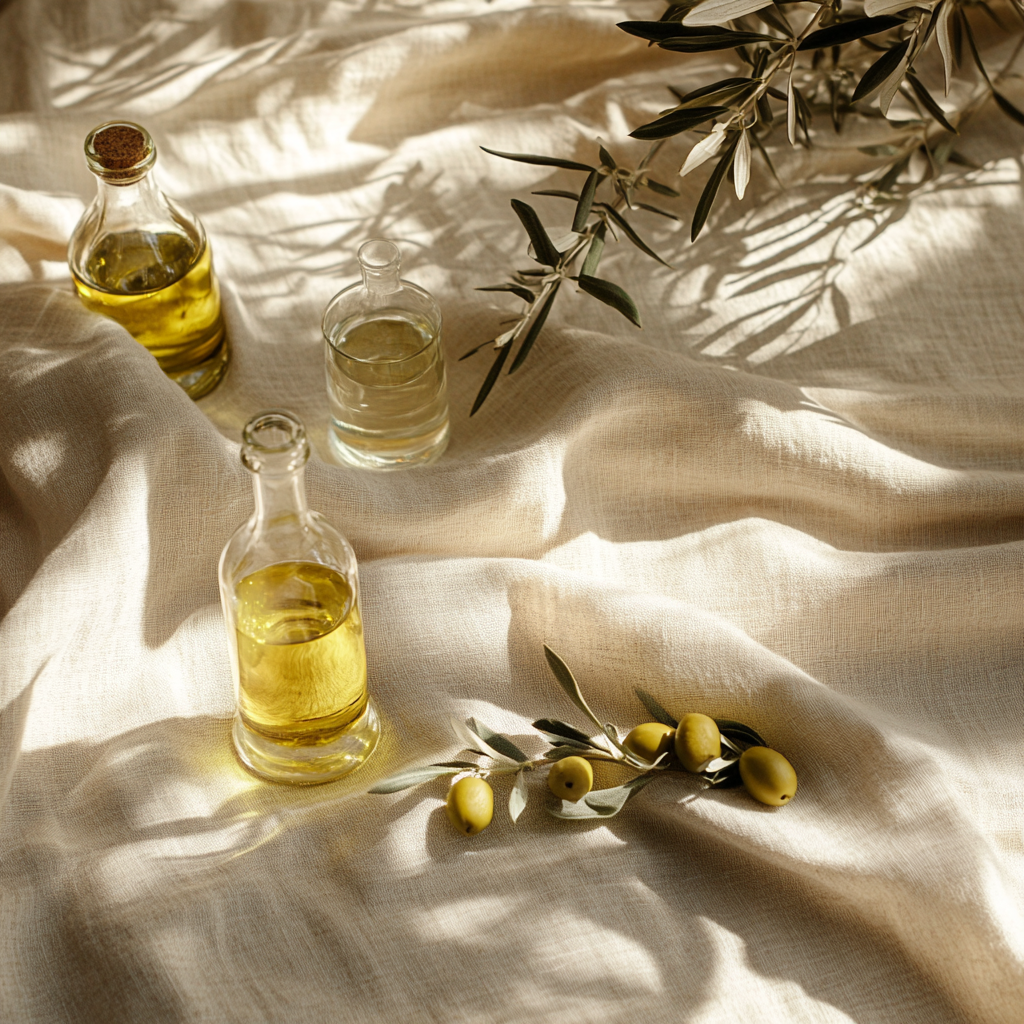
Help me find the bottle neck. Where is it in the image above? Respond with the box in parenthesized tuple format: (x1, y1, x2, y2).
(251, 467, 310, 528)
(93, 170, 175, 222)
(361, 263, 401, 300)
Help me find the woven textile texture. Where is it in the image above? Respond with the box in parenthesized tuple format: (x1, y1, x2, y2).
(1, 2, 1023, 1022)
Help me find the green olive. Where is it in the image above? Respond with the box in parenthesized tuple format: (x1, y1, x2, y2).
(446, 776, 494, 835)
(623, 722, 676, 763)
(674, 713, 721, 773)
(739, 746, 797, 807)
(547, 756, 594, 802)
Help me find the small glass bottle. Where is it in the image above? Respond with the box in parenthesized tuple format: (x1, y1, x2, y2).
(68, 121, 229, 399)
(322, 239, 450, 470)
(219, 410, 379, 783)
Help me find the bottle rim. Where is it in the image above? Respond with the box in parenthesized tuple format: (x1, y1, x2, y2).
(84, 121, 157, 184)
(241, 410, 310, 474)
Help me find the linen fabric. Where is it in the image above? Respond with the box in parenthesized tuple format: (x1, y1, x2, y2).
(1, 2, 1023, 1022)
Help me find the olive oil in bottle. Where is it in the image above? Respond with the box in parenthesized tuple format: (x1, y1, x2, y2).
(219, 410, 379, 783)
(68, 121, 229, 399)
(235, 561, 367, 746)
(72, 231, 225, 375)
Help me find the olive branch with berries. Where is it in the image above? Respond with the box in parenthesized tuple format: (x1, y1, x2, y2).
(369, 645, 798, 836)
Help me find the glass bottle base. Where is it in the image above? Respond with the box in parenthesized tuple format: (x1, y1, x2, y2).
(167, 333, 230, 400)
(327, 418, 449, 471)
(232, 699, 380, 785)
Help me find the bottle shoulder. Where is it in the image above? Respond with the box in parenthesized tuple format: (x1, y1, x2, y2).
(322, 278, 441, 337)
(218, 513, 358, 592)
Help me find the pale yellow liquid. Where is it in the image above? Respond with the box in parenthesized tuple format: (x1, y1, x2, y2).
(72, 230, 228, 397)
(235, 561, 367, 747)
(326, 310, 449, 468)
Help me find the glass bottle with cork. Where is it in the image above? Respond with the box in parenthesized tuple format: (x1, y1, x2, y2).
(68, 121, 229, 399)
(219, 409, 379, 783)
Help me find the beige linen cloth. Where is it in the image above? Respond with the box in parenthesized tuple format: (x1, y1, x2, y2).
(2, 2, 1023, 1021)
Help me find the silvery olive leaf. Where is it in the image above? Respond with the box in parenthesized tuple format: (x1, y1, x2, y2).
(451, 716, 519, 763)
(547, 774, 657, 819)
(702, 755, 740, 772)
(864, 0, 933, 15)
(734, 128, 751, 201)
(533, 718, 601, 748)
(368, 765, 464, 794)
(466, 718, 529, 762)
(683, 0, 773, 29)
(702, 760, 743, 788)
(543, 645, 607, 732)
(680, 123, 727, 177)
(509, 769, 529, 823)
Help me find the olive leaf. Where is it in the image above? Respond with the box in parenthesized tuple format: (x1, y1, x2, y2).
(851, 38, 911, 105)
(580, 222, 606, 277)
(643, 177, 680, 197)
(701, 760, 744, 788)
(510, 199, 561, 268)
(451, 716, 520, 763)
(634, 688, 679, 729)
(546, 774, 657, 819)
(532, 189, 580, 201)
(508, 281, 560, 374)
(935, 1, 954, 94)
(630, 105, 730, 141)
(509, 769, 529, 822)
(682, 0, 774, 29)
(480, 146, 595, 173)
(798, 15, 905, 51)
(368, 764, 465, 794)
(469, 341, 512, 416)
(597, 205, 671, 266)
(533, 718, 599, 749)
(904, 73, 957, 134)
(477, 283, 536, 303)
(572, 169, 600, 232)
(658, 30, 778, 53)
(577, 275, 642, 328)
(715, 718, 768, 748)
(691, 132, 740, 241)
(466, 718, 528, 762)
(636, 202, 679, 220)
(543, 645, 606, 731)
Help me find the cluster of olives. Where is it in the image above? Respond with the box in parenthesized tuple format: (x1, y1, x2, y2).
(623, 713, 798, 807)
(445, 712, 797, 836)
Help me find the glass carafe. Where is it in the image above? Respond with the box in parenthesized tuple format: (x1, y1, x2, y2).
(322, 239, 450, 469)
(219, 410, 379, 783)
(68, 121, 229, 400)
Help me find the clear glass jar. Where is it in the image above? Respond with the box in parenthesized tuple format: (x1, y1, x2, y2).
(219, 410, 379, 783)
(68, 121, 229, 399)
(322, 239, 450, 470)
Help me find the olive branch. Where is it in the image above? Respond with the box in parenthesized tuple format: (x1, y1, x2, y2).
(368, 645, 777, 828)
(464, 1, 1024, 413)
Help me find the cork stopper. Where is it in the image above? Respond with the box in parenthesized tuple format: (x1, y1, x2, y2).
(84, 121, 156, 184)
